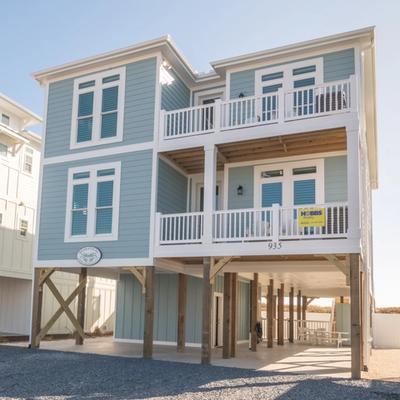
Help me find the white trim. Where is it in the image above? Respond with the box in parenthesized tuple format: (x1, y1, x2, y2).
(193, 87, 226, 106)
(64, 161, 121, 242)
(43, 141, 153, 165)
(254, 159, 324, 208)
(254, 57, 323, 97)
(113, 337, 201, 348)
(70, 67, 126, 150)
(34, 257, 153, 268)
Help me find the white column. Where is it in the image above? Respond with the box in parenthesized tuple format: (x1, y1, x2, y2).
(203, 144, 217, 244)
(347, 129, 361, 239)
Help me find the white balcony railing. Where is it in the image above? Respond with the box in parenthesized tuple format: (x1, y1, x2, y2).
(156, 202, 348, 245)
(160, 76, 356, 139)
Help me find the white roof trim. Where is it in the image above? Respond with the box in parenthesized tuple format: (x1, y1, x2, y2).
(0, 93, 42, 125)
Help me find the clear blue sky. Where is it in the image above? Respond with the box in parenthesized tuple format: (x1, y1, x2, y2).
(1, 0, 399, 307)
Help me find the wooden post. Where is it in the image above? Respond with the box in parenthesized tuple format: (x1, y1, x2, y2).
(75, 268, 87, 345)
(223, 272, 232, 359)
(277, 284, 284, 345)
(340, 296, 344, 304)
(250, 273, 258, 351)
(230, 273, 237, 357)
(143, 266, 154, 359)
(272, 295, 277, 340)
(201, 257, 212, 364)
(350, 253, 361, 379)
(297, 290, 302, 338)
(177, 273, 187, 352)
(267, 279, 274, 348)
(289, 287, 294, 343)
(302, 295, 307, 322)
(30, 268, 43, 348)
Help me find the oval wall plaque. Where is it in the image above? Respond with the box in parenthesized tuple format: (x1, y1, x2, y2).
(77, 247, 102, 266)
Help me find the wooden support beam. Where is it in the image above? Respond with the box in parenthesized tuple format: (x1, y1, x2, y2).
(289, 287, 294, 343)
(210, 256, 233, 281)
(267, 279, 274, 348)
(350, 253, 361, 379)
(143, 266, 155, 359)
(75, 268, 87, 345)
(272, 295, 277, 340)
(302, 295, 307, 321)
(230, 273, 237, 358)
(250, 273, 258, 352)
(29, 268, 42, 348)
(223, 273, 232, 359)
(39, 268, 56, 286)
(201, 257, 213, 364)
(277, 284, 284, 345)
(297, 290, 302, 338)
(177, 273, 187, 353)
(324, 255, 350, 286)
(126, 267, 146, 294)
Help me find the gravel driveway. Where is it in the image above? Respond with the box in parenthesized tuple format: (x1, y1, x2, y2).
(1, 345, 399, 399)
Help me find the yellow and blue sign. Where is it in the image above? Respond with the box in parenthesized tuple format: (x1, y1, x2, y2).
(298, 208, 326, 227)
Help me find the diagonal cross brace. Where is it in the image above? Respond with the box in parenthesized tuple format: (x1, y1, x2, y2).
(37, 278, 87, 342)
(210, 257, 233, 282)
(126, 267, 146, 294)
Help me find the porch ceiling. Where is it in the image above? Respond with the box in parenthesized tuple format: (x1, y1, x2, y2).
(162, 128, 347, 174)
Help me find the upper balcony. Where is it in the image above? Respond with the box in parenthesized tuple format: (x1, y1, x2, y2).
(159, 76, 357, 148)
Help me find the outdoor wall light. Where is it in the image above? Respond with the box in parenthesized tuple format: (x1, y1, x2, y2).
(237, 185, 243, 196)
(238, 92, 245, 98)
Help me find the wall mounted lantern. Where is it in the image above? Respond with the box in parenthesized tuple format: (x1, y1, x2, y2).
(237, 185, 243, 196)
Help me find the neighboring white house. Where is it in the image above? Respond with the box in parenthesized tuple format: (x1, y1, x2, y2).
(0, 93, 115, 335)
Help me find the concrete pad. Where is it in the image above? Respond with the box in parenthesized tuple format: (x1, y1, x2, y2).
(9, 336, 352, 378)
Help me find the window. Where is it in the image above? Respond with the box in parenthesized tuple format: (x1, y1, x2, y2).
(1, 114, 10, 126)
(65, 162, 121, 242)
(71, 67, 125, 149)
(0, 143, 7, 157)
(0, 213, 3, 225)
(292, 166, 317, 175)
(19, 219, 28, 237)
(261, 169, 284, 178)
(23, 147, 34, 173)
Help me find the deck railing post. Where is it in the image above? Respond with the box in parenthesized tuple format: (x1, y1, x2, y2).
(155, 212, 161, 246)
(272, 203, 280, 242)
(159, 109, 166, 139)
(278, 88, 285, 123)
(203, 145, 217, 244)
(214, 99, 221, 133)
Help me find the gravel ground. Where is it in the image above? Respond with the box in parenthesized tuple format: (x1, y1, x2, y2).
(1, 346, 400, 400)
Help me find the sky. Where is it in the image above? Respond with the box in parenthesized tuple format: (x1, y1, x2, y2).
(1, 0, 399, 307)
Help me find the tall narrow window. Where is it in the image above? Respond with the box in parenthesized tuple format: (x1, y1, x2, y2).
(65, 163, 120, 242)
(19, 219, 28, 237)
(1, 114, 10, 126)
(23, 147, 34, 173)
(0, 143, 7, 157)
(71, 68, 125, 149)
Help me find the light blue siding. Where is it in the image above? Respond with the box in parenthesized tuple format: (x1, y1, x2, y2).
(37, 150, 153, 260)
(45, 57, 157, 158)
(115, 273, 251, 344)
(228, 166, 254, 209)
(161, 69, 190, 111)
(157, 159, 188, 213)
(229, 48, 355, 98)
(324, 156, 348, 202)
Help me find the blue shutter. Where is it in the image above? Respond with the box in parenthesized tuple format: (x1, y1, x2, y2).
(96, 181, 114, 234)
(261, 182, 282, 207)
(293, 179, 316, 205)
(77, 118, 93, 142)
(78, 92, 94, 116)
(71, 184, 88, 235)
(102, 87, 118, 112)
(294, 78, 315, 88)
(101, 113, 117, 138)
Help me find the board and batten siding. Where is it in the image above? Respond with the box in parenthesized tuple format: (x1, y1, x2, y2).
(44, 57, 157, 158)
(229, 48, 355, 98)
(157, 159, 188, 213)
(115, 273, 250, 343)
(227, 156, 348, 207)
(161, 69, 191, 111)
(37, 150, 152, 261)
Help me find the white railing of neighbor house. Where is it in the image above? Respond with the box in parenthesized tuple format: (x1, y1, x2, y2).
(156, 202, 348, 245)
(158, 212, 204, 244)
(161, 76, 356, 139)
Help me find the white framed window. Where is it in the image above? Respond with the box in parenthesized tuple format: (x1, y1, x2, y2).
(0, 213, 3, 225)
(19, 219, 29, 237)
(23, 147, 34, 174)
(70, 67, 126, 150)
(1, 113, 10, 126)
(0, 143, 7, 157)
(65, 161, 121, 242)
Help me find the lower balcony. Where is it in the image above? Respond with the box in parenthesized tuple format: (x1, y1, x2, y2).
(155, 202, 348, 256)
